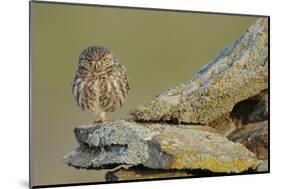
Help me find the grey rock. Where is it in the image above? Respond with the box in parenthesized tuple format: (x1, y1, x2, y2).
(206, 89, 268, 136)
(255, 160, 268, 172)
(64, 18, 268, 178)
(64, 120, 257, 173)
(228, 120, 268, 160)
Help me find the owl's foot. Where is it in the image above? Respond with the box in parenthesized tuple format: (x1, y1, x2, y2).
(95, 112, 110, 123)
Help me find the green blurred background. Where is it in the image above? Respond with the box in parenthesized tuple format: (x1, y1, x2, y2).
(31, 1, 259, 186)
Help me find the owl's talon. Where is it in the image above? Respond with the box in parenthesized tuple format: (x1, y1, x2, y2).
(93, 120, 103, 124)
(95, 112, 110, 123)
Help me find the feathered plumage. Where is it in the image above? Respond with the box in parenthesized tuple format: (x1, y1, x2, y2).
(72, 45, 129, 122)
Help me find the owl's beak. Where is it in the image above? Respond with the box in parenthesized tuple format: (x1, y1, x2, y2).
(94, 62, 102, 70)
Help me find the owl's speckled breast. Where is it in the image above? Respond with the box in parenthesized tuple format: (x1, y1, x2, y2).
(72, 62, 129, 114)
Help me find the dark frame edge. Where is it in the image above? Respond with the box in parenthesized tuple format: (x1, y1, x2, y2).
(267, 16, 270, 173)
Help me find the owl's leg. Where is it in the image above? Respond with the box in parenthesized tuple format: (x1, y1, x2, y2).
(96, 112, 108, 123)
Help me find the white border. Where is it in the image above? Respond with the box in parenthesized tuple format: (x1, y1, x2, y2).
(35, 0, 271, 16)
(1, 0, 280, 189)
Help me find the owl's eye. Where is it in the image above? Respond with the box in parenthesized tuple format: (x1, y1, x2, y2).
(101, 58, 108, 64)
(86, 58, 92, 64)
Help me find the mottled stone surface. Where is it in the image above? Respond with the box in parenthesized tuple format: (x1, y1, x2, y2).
(209, 89, 268, 135)
(254, 160, 268, 172)
(228, 121, 268, 160)
(105, 167, 192, 181)
(130, 18, 268, 125)
(64, 120, 257, 173)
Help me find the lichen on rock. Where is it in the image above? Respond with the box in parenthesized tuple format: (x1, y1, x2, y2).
(228, 120, 268, 160)
(64, 18, 269, 180)
(130, 18, 268, 125)
(105, 167, 192, 181)
(64, 120, 257, 173)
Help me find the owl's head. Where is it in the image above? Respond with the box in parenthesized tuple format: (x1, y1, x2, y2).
(78, 45, 116, 71)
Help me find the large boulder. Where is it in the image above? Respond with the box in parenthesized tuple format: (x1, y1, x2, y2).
(130, 18, 268, 126)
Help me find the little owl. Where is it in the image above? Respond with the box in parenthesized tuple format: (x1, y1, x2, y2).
(72, 45, 129, 122)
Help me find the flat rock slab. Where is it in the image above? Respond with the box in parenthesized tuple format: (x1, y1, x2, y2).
(105, 167, 192, 181)
(130, 18, 268, 125)
(64, 120, 257, 173)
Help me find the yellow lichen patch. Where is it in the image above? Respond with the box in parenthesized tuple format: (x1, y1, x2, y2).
(153, 126, 257, 173)
(170, 156, 257, 173)
(262, 32, 268, 46)
(109, 167, 192, 181)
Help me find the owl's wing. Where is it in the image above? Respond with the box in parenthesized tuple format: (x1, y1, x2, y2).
(120, 64, 130, 91)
